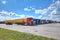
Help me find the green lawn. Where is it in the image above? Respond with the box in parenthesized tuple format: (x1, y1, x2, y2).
(0, 28, 56, 40)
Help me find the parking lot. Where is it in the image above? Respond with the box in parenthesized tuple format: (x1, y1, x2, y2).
(0, 23, 60, 40)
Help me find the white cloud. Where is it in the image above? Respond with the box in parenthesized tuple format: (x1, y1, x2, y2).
(50, 9, 57, 16)
(0, 10, 27, 18)
(55, 0, 60, 7)
(0, 10, 36, 21)
(30, 7, 36, 10)
(42, 17, 47, 20)
(19, 14, 26, 18)
(0, 15, 13, 21)
(0, 11, 16, 21)
(34, 0, 60, 21)
(0, 15, 5, 21)
(35, 9, 48, 14)
(48, 5, 56, 10)
(24, 7, 36, 12)
(47, 1, 60, 10)
(26, 15, 34, 18)
(5, 14, 26, 20)
(24, 8, 31, 11)
(1, 0, 7, 4)
(48, 0, 60, 20)
(38, 16, 42, 19)
(0, 10, 16, 16)
(0, 11, 26, 21)
(34, 0, 57, 15)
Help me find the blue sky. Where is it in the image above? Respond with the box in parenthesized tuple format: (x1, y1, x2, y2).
(0, 0, 60, 21)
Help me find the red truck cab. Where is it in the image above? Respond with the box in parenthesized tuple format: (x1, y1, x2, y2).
(26, 18, 33, 26)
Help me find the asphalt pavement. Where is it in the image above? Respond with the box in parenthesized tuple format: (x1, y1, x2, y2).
(0, 23, 60, 40)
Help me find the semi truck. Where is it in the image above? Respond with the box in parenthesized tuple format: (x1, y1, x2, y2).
(4, 17, 55, 26)
(33, 19, 42, 25)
